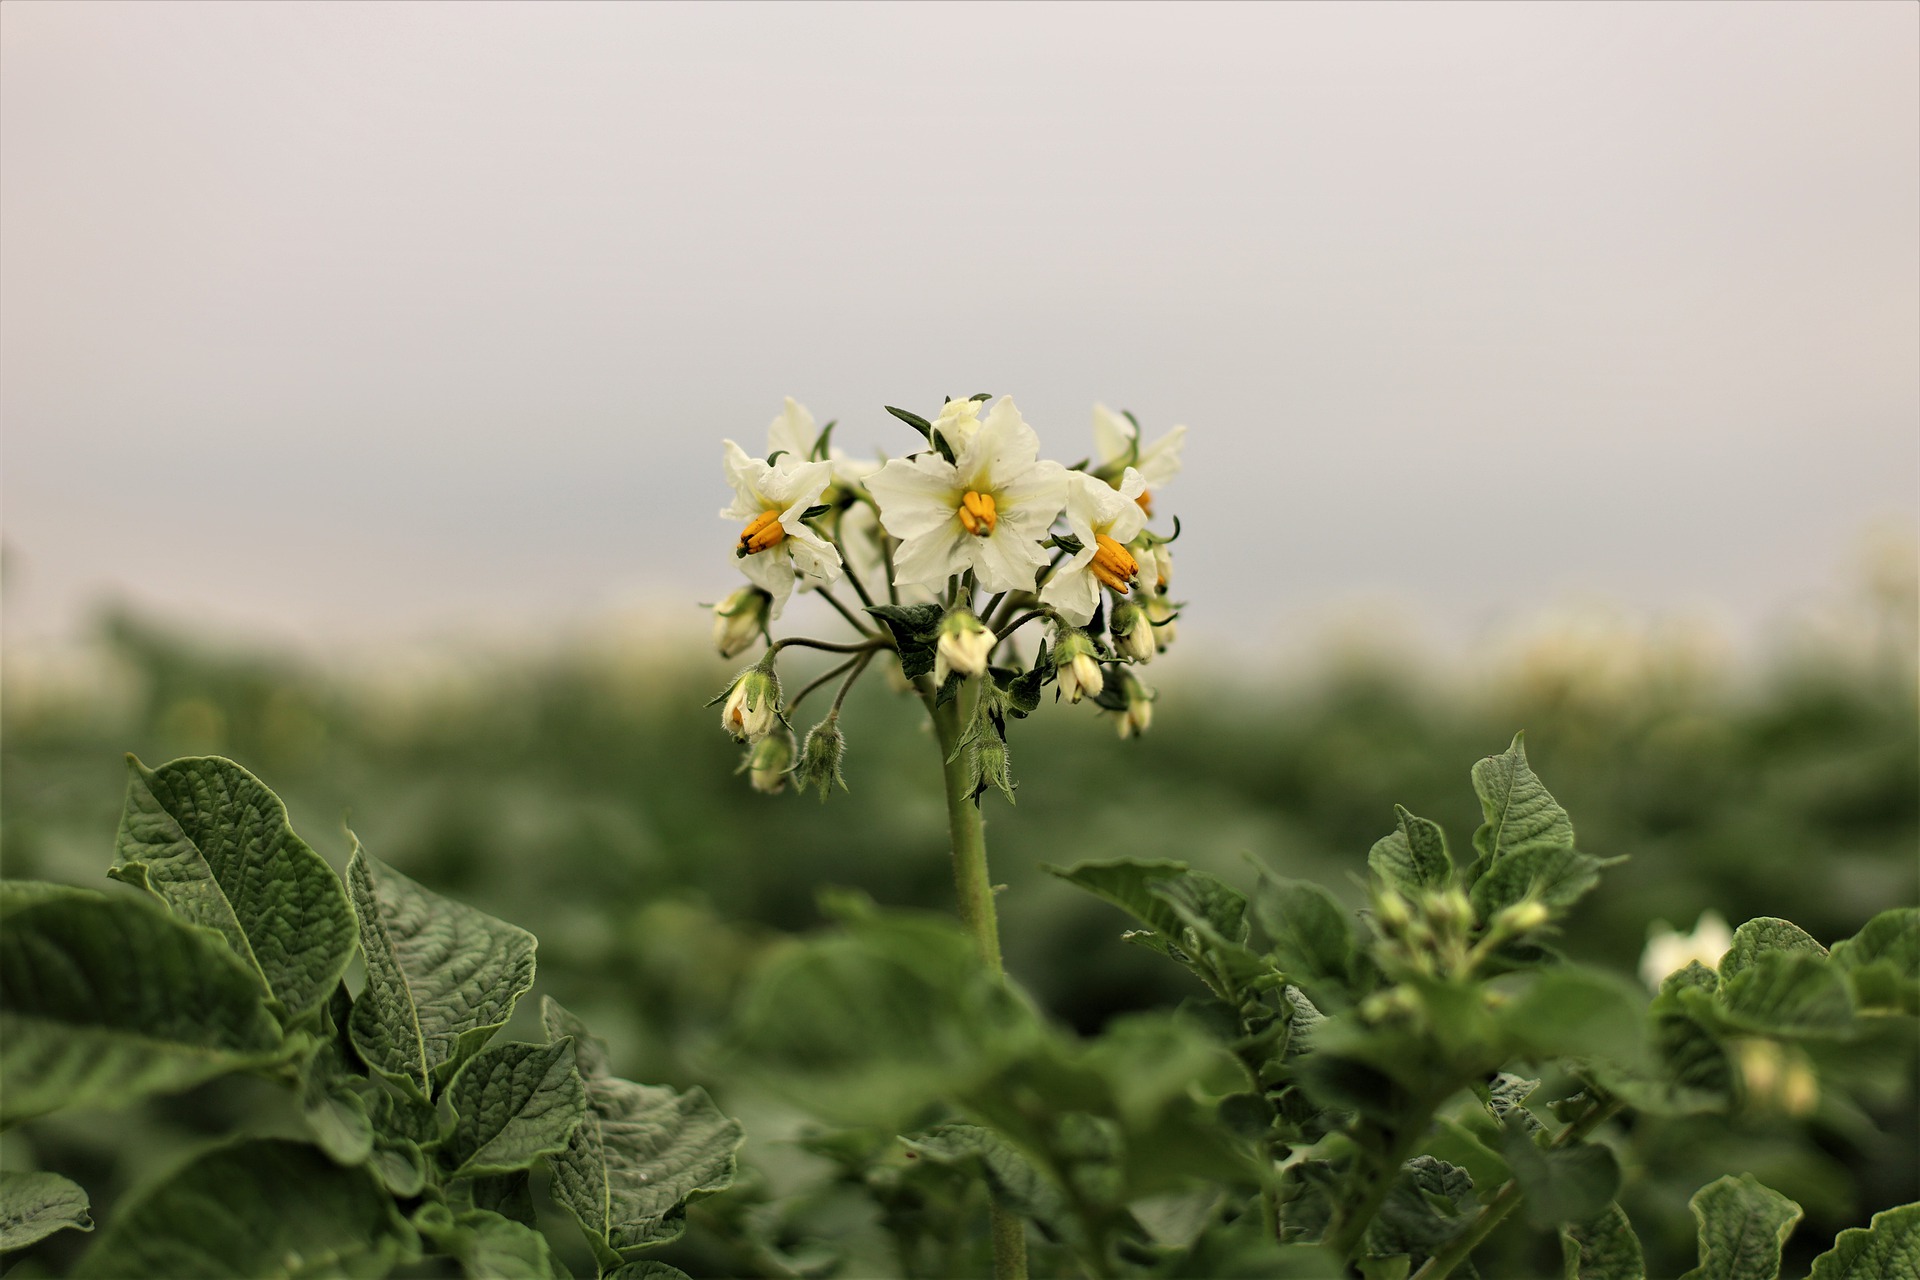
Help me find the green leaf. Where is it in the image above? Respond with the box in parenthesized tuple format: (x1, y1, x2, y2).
(1369, 805, 1453, 895)
(109, 756, 356, 1022)
(0, 894, 283, 1124)
(1806, 1200, 1920, 1280)
(1499, 967, 1647, 1065)
(442, 1039, 587, 1177)
(1678, 1173, 1802, 1280)
(1561, 1203, 1646, 1280)
(1502, 1125, 1622, 1228)
(604, 1264, 691, 1280)
(0, 1171, 94, 1252)
(543, 999, 743, 1260)
(904, 1124, 1082, 1253)
(1471, 733, 1575, 868)
(1469, 846, 1607, 919)
(347, 840, 537, 1097)
(884, 404, 933, 437)
(0, 880, 105, 919)
(415, 1204, 565, 1280)
(1364, 1155, 1477, 1264)
(299, 985, 374, 1165)
(1254, 876, 1354, 990)
(1830, 909, 1920, 1015)
(75, 1139, 413, 1279)
(1047, 858, 1192, 935)
(1720, 918, 1826, 983)
(865, 603, 944, 680)
(1718, 952, 1855, 1039)
(449, 1172, 536, 1228)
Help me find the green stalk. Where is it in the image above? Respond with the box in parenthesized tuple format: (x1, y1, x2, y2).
(929, 678, 1026, 1279)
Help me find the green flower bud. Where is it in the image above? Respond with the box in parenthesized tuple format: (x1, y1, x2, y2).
(711, 586, 772, 659)
(1052, 628, 1105, 703)
(745, 723, 795, 794)
(1109, 600, 1155, 665)
(796, 716, 847, 801)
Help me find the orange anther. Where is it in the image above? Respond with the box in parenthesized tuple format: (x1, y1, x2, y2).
(738, 510, 785, 556)
(1090, 534, 1139, 592)
(1136, 490, 1154, 516)
(957, 490, 998, 537)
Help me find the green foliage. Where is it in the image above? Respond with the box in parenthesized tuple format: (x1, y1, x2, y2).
(1560, 1203, 1646, 1280)
(0, 755, 743, 1279)
(1678, 1173, 1803, 1280)
(0, 1172, 93, 1253)
(1806, 1201, 1920, 1280)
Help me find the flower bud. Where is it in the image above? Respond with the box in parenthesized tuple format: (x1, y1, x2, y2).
(711, 586, 772, 658)
(1052, 629, 1105, 704)
(1129, 534, 1173, 592)
(1109, 601, 1155, 665)
(1780, 1059, 1820, 1117)
(716, 663, 781, 743)
(1144, 593, 1179, 652)
(1425, 888, 1474, 932)
(934, 609, 994, 684)
(796, 716, 847, 801)
(1494, 900, 1551, 936)
(1115, 672, 1154, 739)
(745, 723, 795, 794)
(1375, 888, 1413, 934)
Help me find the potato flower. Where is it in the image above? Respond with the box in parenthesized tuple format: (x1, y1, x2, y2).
(766, 396, 880, 490)
(1092, 403, 1186, 515)
(866, 396, 1067, 594)
(720, 441, 842, 618)
(1040, 469, 1148, 626)
(1639, 909, 1734, 990)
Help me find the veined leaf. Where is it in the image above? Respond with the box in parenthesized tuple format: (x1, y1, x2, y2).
(442, 1039, 587, 1178)
(1502, 1125, 1622, 1229)
(1470, 734, 1575, 868)
(1720, 918, 1826, 984)
(414, 1203, 564, 1280)
(1678, 1174, 1802, 1280)
(110, 755, 355, 1022)
(544, 999, 743, 1261)
(1254, 876, 1354, 991)
(0, 1171, 93, 1253)
(347, 840, 537, 1097)
(905, 1124, 1083, 1254)
(1718, 952, 1855, 1039)
(1830, 909, 1920, 1015)
(74, 1139, 413, 1279)
(1561, 1203, 1647, 1280)
(0, 894, 282, 1124)
(1046, 857, 1192, 935)
(1806, 1200, 1920, 1280)
(1369, 805, 1453, 895)
(1363, 1156, 1476, 1265)
(299, 984, 374, 1165)
(1469, 846, 1607, 920)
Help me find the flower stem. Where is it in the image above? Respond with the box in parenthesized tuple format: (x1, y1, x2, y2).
(928, 678, 1025, 1280)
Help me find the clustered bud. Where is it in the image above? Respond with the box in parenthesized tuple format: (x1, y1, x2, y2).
(935, 609, 994, 684)
(1052, 628, 1105, 704)
(1109, 601, 1155, 665)
(711, 586, 772, 658)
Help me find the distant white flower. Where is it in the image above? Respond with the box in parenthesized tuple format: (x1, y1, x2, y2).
(930, 396, 988, 456)
(720, 441, 841, 618)
(866, 396, 1067, 594)
(1639, 909, 1734, 990)
(1040, 469, 1148, 626)
(1092, 403, 1186, 516)
(766, 397, 881, 490)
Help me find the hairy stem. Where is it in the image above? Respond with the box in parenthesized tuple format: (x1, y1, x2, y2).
(927, 677, 1025, 1280)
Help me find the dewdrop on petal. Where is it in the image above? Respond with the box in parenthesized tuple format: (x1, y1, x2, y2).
(1052, 628, 1105, 704)
(1109, 600, 1155, 665)
(935, 609, 994, 684)
(712, 586, 772, 659)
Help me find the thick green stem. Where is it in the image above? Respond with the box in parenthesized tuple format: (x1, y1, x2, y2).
(929, 679, 1024, 1278)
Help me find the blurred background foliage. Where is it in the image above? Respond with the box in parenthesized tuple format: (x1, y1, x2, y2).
(2, 557, 1914, 1277)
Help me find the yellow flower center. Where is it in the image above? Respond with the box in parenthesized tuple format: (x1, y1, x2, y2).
(738, 510, 785, 556)
(1090, 534, 1139, 592)
(957, 490, 998, 537)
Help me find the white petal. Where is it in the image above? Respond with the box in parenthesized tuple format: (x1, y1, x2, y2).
(1039, 557, 1100, 626)
(867, 455, 962, 539)
(737, 546, 797, 618)
(893, 522, 971, 590)
(959, 396, 1041, 488)
(1134, 424, 1187, 489)
(762, 457, 834, 512)
(1103, 467, 1149, 543)
(766, 397, 818, 462)
(994, 460, 1069, 535)
(1091, 403, 1136, 466)
(720, 440, 770, 519)
(973, 525, 1051, 594)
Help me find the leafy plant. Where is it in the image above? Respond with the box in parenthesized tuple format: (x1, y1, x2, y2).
(0, 755, 743, 1278)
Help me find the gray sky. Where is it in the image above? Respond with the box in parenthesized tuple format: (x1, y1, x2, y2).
(3, 2, 1915, 656)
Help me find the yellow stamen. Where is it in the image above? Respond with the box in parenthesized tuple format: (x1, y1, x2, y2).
(1136, 490, 1154, 516)
(957, 490, 998, 537)
(1090, 534, 1138, 592)
(738, 510, 785, 556)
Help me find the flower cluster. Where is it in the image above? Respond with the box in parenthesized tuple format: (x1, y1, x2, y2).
(707, 395, 1186, 798)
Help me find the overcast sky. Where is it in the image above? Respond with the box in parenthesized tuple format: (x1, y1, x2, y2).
(3, 2, 1914, 657)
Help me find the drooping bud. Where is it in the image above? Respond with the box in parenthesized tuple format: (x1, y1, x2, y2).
(1494, 899, 1551, 936)
(745, 723, 795, 794)
(935, 609, 994, 684)
(1145, 593, 1179, 652)
(711, 586, 772, 658)
(1109, 601, 1155, 665)
(712, 660, 782, 743)
(1052, 628, 1105, 704)
(796, 716, 847, 801)
(1115, 672, 1154, 739)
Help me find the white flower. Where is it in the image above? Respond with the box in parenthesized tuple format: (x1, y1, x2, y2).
(718, 666, 782, 742)
(1114, 673, 1153, 739)
(1039, 469, 1148, 626)
(935, 610, 994, 684)
(720, 441, 842, 618)
(1052, 629, 1105, 704)
(866, 396, 1067, 594)
(1639, 910, 1734, 990)
(1092, 403, 1186, 515)
(766, 396, 880, 490)
(931, 396, 988, 455)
